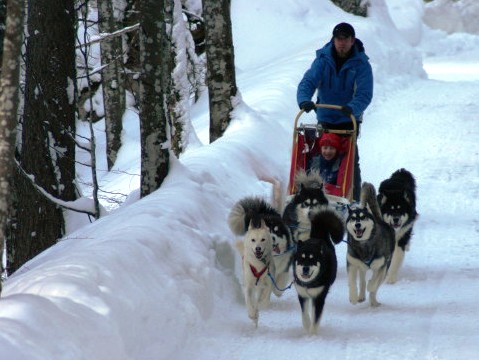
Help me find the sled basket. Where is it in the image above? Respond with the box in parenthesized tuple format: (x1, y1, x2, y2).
(287, 104, 357, 203)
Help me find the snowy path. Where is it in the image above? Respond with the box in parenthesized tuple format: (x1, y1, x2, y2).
(181, 68, 479, 359)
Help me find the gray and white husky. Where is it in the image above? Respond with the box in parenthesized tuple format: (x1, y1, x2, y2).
(378, 168, 418, 284)
(229, 197, 292, 326)
(346, 182, 395, 307)
(283, 170, 329, 242)
(293, 208, 344, 335)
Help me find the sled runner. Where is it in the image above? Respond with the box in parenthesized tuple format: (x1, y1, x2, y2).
(287, 104, 357, 204)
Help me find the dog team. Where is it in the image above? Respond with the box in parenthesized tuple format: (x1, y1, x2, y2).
(228, 168, 417, 334)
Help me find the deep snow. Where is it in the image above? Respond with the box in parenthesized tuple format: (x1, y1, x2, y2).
(0, 1, 478, 359)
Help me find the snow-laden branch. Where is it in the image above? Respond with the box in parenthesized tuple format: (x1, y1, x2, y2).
(76, 23, 140, 49)
(16, 161, 97, 217)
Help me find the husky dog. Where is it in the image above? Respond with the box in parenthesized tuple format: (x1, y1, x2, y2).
(346, 182, 395, 307)
(293, 208, 344, 335)
(229, 197, 292, 326)
(268, 215, 295, 297)
(378, 168, 418, 284)
(283, 170, 329, 242)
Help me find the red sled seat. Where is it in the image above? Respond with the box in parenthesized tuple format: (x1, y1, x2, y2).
(288, 126, 355, 201)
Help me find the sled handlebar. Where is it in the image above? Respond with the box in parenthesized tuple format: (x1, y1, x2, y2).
(294, 104, 357, 134)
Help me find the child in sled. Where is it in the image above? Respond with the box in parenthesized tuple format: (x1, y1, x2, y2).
(309, 132, 343, 188)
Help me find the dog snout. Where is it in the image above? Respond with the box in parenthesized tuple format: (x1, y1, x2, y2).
(355, 223, 362, 229)
(302, 266, 310, 275)
(255, 246, 262, 252)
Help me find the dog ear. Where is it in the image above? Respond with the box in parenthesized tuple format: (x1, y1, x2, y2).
(379, 194, 387, 205)
(365, 203, 373, 215)
(260, 219, 269, 230)
(296, 240, 304, 249)
(403, 191, 411, 204)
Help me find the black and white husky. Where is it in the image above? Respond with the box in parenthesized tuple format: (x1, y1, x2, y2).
(378, 168, 418, 284)
(228, 197, 292, 326)
(283, 170, 329, 242)
(293, 208, 344, 335)
(268, 215, 295, 297)
(346, 182, 395, 307)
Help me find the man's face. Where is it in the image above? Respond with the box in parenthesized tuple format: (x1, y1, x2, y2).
(333, 35, 355, 58)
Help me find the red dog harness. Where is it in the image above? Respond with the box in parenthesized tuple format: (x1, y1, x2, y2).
(249, 264, 269, 285)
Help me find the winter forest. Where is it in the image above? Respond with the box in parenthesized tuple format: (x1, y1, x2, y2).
(0, 0, 478, 359)
(0, 0, 222, 280)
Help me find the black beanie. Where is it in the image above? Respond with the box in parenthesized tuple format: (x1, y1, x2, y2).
(332, 22, 355, 38)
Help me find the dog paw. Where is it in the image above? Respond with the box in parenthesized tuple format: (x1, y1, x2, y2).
(273, 288, 283, 297)
(349, 295, 358, 305)
(248, 309, 259, 323)
(369, 293, 381, 307)
(386, 276, 397, 284)
(309, 324, 319, 336)
(358, 296, 366, 303)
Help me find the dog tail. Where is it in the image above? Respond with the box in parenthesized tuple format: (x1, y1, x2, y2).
(361, 182, 383, 222)
(235, 239, 244, 256)
(309, 208, 345, 245)
(391, 168, 416, 191)
(378, 168, 416, 200)
(294, 169, 323, 190)
(228, 196, 279, 235)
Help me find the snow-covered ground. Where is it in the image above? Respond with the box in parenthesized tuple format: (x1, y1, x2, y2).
(1, 1, 478, 359)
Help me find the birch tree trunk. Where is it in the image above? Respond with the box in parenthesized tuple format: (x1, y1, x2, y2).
(0, 0, 24, 289)
(7, 0, 77, 274)
(98, 0, 126, 170)
(169, 0, 202, 156)
(202, 0, 238, 143)
(138, 0, 171, 197)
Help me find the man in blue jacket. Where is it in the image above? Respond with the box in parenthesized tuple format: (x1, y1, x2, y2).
(297, 22, 373, 201)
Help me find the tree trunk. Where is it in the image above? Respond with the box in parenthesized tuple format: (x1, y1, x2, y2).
(202, 0, 238, 143)
(8, 0, 77, 274)
(98, 0, 126, 170)
(169, 0, 201, 156)
(138, 0, 171, 197)
(330, 0, 369, 17)
(0, 0, 6, 64)
(0, 0, 24, 289)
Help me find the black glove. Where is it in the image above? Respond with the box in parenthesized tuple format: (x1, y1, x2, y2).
(299, 101, 316, 113)
(341, 105, 352, 117)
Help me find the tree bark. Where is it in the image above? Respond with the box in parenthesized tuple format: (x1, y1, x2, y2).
(0, 0, 6, 65)
(98, 0, 126, 170)
(202, 0, 238, 143)
(169, 0, 202, 156)
(330, 0, 369, 17)
(138, 0, 171, 197)
(0, 0, 24, 289)
(8, 0, 77, 274)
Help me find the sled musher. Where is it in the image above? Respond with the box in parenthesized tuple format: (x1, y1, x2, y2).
(287, 104, 358, 212)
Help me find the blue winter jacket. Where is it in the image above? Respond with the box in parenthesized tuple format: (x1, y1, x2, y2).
(297, 38, 373, 125)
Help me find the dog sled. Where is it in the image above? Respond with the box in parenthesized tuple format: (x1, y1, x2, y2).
(287, 104, 358, 208)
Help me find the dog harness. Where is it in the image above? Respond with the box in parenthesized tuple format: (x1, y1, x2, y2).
(249, 264, 269, 285)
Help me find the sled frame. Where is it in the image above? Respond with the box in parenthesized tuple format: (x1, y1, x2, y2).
(288, 104, 357, 201)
